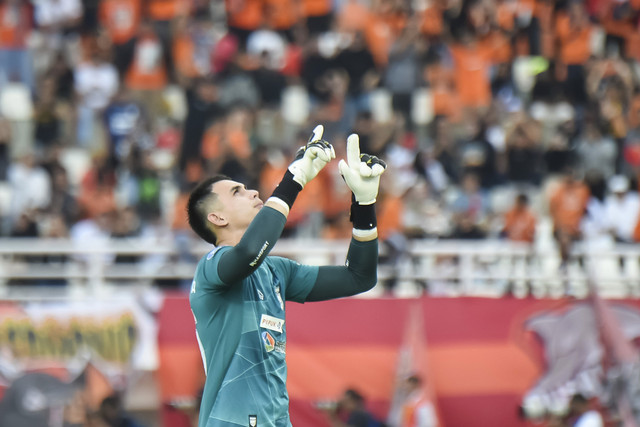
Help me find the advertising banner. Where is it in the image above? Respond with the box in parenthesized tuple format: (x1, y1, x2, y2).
(158, 293, 640, 426)
(0, 294, 159, 426)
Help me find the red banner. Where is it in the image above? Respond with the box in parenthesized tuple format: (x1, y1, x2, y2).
(158, 293, 640, 426)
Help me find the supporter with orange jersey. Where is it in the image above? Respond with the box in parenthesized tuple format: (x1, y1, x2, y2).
(99, 0, 141, 74)
(264, 0, 300, 40)
(548, 168, 590, 268)
(124, 21, 168, 121)
(502, 194, 537, 243)
(364, 0, 407, 66)
(225, 0, 262, 47)
(555, 0, 593, 106)
(450, 30, 493, 110)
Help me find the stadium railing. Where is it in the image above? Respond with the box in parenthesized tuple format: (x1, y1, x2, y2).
(0, 238, 639, 300)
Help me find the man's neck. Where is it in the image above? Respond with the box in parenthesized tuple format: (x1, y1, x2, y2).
(215, 229, 246, 247)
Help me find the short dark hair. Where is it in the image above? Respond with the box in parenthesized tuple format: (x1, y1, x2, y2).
(187, 175, 230, 245)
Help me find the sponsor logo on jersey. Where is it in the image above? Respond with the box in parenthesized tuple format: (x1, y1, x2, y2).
(275, 341, 286, 354)
(257, 290, 264, 300)
(262, 331, 275, 352)
(260, 314, 284, 333)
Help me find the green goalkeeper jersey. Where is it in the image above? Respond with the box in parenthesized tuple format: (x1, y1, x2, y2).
(190, 247, 318, 427)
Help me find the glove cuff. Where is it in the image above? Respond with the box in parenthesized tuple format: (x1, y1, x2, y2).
(271, 170, 303, 209)
(350, 199, 377, 231)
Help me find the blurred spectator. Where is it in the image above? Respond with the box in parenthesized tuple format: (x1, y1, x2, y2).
(384, 20, 424, 122)
(179, 76, 221, 174)
(387, 375, 438, 427)
(264, 0, 300, 40)
(450, 30, 492, 110)
(320, 388, 383, 427)
(98, 393, 146, 427)
(430, 116, 461, 184)
(548, 168, 590, 268)
(450, 172, 491, 239)
(364, 0, 407, 67)
(0, 115, 9, 180)
(0, 0, 34, 89)
(246, 18, 287, 71)
(74, 39, 119, 148)
(580, 172, 609, 245)
(603, 175, 640, 243)
(48, 165, 79, 228)
(574, 121, 617, 179)
(34, 76, 63, 149)
(458, 113, 498, 188)
(103, 87, 146, 168)
(225, 0, 262, 47)
(403, 179, 451, 238)
(413, 147, 450, 196)
(302, 0, 333, 35)
(555, 0, 593, 107)
(251, 51, 288, 108)
(504, 112, 542, 186)
(566, 394, 603, 427)
(124, 20, 168, 120)
(99, 0, 142, 75)
(502, 193, 536, 243)
(336, 31, 379, 127)
(77, 154, 117, 220)
(7, 152, 51, 226)
(337, 0, 371, 33)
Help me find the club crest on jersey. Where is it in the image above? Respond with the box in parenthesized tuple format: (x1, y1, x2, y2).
(249, 415, 257, 426)
(262, 331, 275, 352)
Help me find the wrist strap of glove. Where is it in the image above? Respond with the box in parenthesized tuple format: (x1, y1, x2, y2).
(271, 170, 303, 209)
(350, 195, 377, 230)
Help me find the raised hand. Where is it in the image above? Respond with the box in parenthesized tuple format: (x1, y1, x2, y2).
(338, 133, 386, 205)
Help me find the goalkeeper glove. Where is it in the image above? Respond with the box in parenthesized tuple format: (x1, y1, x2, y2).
(271, 125, 335, 209)
(338, 134, 386, 205)
(288, 124, 335, 188)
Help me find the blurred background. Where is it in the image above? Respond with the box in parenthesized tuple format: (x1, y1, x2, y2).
(1, 0, 640, 425)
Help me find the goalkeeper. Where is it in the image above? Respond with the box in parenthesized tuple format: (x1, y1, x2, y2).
(187, 125, 386, 427)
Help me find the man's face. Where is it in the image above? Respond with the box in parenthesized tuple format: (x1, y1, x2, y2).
(209, 180, 264, 231)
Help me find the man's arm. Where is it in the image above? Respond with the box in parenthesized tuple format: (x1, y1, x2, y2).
(305, 237, 378, 301)
(306, 133, 386, 301)
(214, 126, 335, 284)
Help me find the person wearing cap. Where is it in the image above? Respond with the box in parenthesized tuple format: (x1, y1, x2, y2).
(603, 175, 640, 243)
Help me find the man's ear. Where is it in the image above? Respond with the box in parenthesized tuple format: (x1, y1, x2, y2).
(208, 212, 228, 227)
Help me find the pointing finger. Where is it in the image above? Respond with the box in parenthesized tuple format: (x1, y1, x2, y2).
(309, 125, 324, 143)
(346, 134, 361, 168)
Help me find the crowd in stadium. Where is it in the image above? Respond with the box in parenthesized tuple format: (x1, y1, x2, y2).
(1, 0, 640, 280)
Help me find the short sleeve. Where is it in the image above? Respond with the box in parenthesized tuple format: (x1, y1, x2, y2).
(268, 256, 318, 303)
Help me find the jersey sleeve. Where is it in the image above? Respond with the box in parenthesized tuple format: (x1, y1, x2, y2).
(195, 246, 234, 292)
(268, 256, 319, 303)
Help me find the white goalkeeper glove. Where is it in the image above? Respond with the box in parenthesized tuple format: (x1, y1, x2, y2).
(338, 133, 386, 205)
(288, 125, 335, 188)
